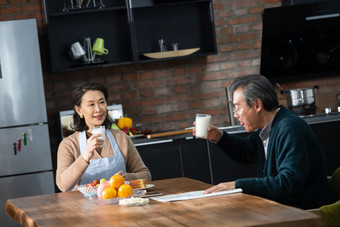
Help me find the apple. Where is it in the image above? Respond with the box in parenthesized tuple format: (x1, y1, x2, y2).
(97, 181, 110, 199)
(111, 123, 120, 130)
(100, 178, 106, 183)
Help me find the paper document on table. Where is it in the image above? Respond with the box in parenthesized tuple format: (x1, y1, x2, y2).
(150, 188, 242, 202)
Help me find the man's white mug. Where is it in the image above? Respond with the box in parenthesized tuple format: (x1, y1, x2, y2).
(195, 114, 211, 139)
(92, 126, 106, 148)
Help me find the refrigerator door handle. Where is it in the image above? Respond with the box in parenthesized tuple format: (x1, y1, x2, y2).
(0, 57, 2, 79)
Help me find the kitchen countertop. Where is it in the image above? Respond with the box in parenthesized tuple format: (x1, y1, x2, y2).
(300, 112, 340, 124)
(131, 113, 340, 146)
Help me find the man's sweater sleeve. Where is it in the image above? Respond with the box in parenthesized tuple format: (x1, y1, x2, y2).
(215, 131, 259, 165)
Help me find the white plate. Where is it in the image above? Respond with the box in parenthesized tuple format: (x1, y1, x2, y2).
(134, 184, 154, 190)
(77, 185, 98, 197)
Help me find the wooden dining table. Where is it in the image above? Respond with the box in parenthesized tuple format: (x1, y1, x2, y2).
(6, 177, 325, 227)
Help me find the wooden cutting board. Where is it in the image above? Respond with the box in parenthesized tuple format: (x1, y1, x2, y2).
(146, 129, 192, 139)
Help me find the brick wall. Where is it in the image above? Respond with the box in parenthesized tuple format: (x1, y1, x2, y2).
(2, 0, 340, 155)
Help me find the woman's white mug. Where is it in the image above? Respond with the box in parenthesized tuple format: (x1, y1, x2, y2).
(195, 114, 211, 139)
(92, 126, 106, 148)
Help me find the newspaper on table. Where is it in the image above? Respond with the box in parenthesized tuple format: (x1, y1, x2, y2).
(151, 188, 242, 202)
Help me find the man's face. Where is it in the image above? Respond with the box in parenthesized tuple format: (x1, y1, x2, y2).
(233, 88, 259, 132)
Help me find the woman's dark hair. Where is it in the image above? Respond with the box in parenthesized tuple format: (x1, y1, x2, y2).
(230, 74, 279, 111)
(71, 81, 112, 132)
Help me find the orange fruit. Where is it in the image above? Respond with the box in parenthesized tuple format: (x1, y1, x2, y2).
(102, 187, 117, 199)
(118, 184, 133, 198)
(109, 174, 125, 189)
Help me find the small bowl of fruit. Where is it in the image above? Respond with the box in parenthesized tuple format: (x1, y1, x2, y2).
(77, 176, 147, 204)
(77, 179, 100, 199)
(77, 185, 98, 198)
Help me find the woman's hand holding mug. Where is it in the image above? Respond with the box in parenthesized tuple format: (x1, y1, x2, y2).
(82, 134, 104, 163)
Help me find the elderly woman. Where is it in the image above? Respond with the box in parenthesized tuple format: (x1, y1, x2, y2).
(56, 81, 151, 192)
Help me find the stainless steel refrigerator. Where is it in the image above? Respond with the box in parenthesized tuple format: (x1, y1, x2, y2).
(0, 19, 55, 226)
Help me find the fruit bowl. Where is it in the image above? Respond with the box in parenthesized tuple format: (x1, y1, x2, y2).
(77, 185, 98, 198)
(93, 189, 147, 206)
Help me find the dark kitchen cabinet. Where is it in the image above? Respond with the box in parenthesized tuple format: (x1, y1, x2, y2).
(309, 120, 340, 176)
(135, 140, 183, 181)
(179, 138, 212, 184)
(43, 0, 217, 72)
(133, 132, 257, 185)
(209, 131, 257, 185)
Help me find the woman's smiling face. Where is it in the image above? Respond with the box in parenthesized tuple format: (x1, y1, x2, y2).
(75, 90, 107, 131)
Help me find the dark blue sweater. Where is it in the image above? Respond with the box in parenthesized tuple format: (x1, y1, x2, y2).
(216, 106, 331, 209)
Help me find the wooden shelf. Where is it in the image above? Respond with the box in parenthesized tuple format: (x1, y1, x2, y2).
(143, 48, 200, 59)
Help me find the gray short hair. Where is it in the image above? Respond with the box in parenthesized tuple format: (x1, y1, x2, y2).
(230, 74, 279, 111)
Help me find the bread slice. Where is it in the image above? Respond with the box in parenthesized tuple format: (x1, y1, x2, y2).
(129, 179, 147, 189)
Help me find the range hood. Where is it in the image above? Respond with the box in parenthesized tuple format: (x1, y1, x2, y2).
(260, 0, 340, 82)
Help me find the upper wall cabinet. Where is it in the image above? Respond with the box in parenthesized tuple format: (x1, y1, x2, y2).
(43, 0, 217, 72)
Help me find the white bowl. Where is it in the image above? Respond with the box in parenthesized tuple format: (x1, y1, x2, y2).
(77, 185, 98, 197)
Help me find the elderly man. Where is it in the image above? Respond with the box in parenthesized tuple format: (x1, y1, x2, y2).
(198, 74, 331, 209)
